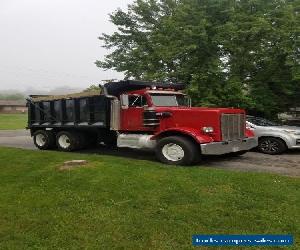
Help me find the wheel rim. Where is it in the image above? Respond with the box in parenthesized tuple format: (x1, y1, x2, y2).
(58, 134, 71, 149)
(36, 134, 46, 147)
(260, 139, 279, 153)
(162, 143, 184, 162)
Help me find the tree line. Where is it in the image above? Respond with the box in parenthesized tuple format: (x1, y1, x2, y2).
(96, 0, 300, 118)
(0, 93, 25, 101)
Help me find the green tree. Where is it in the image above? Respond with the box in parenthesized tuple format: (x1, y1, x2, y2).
(96, 0, 300, 117)
(84, 84, 101, 92)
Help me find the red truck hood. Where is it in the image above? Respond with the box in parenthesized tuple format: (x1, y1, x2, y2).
(154, 106, 246, 141)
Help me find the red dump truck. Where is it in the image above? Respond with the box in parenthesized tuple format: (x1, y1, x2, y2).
(27, 80, 257, 165)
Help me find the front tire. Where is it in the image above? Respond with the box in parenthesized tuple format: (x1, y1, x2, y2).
(33, 130, 55, 150)
(258, 137, 287, 155)
(155, 136, 200, 165)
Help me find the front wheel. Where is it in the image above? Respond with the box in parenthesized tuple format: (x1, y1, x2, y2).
(258, 137, 287, 155)
(155, 136, 200, 165)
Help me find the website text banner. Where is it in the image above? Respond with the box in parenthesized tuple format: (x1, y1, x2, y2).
(192, 235, 293, 246)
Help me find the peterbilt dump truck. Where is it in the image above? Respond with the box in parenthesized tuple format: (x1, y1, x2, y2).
(27, 80, 257, 165)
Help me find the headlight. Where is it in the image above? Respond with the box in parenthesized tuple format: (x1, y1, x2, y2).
(202, 127, 214, 133)
(283, 130, 300, 135)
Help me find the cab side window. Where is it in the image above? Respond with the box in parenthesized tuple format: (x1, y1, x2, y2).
(128, 95, 147, 107)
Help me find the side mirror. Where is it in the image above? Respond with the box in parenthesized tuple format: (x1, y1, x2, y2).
(120, 94, 129, 108)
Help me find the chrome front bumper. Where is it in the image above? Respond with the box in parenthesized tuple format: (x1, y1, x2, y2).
(200, 137, 258, 155)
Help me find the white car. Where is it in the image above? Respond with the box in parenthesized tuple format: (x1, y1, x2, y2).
(246, 116, 300, 154)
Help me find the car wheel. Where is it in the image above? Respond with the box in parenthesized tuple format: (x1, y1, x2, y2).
(56, 131, 80, 152)
(258, 137, 287, 155)
(33, 130, 56, 150)
(155, 136, 200, 165)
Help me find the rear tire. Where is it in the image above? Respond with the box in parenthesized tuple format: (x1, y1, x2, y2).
(155, 136, 200, 166)
(56, 131, 80, 152)
(258, 137, 287, 155)
(33, 130, 55, 150)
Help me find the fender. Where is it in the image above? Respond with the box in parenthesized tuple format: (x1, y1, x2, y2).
(256, 132, 293, 148)
(151, 127, 213, 144)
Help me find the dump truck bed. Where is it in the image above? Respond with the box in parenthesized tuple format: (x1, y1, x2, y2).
(27, 94, 111, 129)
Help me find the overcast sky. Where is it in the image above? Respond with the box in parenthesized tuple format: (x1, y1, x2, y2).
(0, 0, 133, 92)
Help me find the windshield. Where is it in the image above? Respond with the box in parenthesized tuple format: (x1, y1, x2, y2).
(150, 94, 190, 107)
(247, 116, 281, 126)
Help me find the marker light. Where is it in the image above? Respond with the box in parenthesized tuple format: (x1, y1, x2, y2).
(202, 127, 214, 133)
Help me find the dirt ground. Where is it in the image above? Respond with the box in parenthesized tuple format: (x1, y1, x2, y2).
(0, 129, 299, 177)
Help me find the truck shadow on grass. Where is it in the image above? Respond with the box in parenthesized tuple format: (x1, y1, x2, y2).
(77, 146, 300, 175)
(79, 146, 157, 162)
(77, 145, 254, 166)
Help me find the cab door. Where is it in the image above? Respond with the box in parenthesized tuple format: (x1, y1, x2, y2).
(120, 94, 147, 131)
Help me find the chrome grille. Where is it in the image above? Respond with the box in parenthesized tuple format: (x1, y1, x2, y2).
(221, 114, 245, 141)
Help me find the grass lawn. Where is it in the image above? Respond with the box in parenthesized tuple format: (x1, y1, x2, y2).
(0, 147, 299, 249)
(0, 113, 27, 130)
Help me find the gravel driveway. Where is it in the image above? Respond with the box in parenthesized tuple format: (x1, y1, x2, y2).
(0, 129, 299, 177)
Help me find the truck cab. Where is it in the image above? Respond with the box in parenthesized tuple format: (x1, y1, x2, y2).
(119, 89, 190, 131)
(106, 81, 257, 165)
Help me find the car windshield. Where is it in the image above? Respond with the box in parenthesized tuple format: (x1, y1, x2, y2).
(247, 116, 281, 126)
(150, 94, 190, 107)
